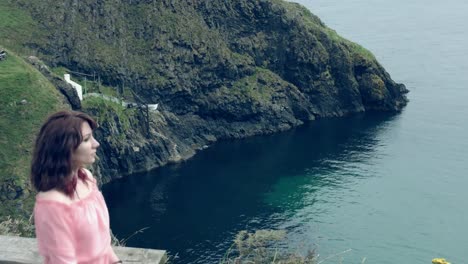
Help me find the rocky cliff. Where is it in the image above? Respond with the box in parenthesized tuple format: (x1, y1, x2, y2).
(5, 0, 408, 182)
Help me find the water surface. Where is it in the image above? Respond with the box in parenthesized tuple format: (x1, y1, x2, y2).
(103, 0, 468, 263)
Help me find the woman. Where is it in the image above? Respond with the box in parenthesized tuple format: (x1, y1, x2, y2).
(31, 110, 122, 264)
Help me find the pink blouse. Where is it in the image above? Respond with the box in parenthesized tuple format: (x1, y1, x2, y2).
(34, 180, 118, 264)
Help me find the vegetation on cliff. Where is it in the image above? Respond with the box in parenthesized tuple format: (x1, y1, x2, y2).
(221, 229, 317, 263)
(2, 0, 408, 114)
(0, 0, 408, 218)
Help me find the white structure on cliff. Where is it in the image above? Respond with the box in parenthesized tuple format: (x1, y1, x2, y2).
(63, 73, 159, 111)
(64, 73, 83, 101)
(148, 104, 158, 111)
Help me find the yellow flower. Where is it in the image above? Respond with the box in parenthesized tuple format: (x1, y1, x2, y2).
(432, 258, 450, 264)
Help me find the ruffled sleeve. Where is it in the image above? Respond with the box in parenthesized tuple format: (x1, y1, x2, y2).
(34, 202, 77, 264)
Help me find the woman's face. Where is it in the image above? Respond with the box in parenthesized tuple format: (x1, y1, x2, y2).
(73, 121, 100, 167)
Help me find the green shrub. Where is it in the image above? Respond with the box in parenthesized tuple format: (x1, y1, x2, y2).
(0, 215, 35, 237)
(220, 229, 316, 264)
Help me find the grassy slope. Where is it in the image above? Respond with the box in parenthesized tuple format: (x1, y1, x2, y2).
(0, 48, 67, 217)
(0, 0, 40, 53)
(0, 0, 62, 219)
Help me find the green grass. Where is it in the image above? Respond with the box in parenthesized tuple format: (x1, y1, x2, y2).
(82, 96, 136, 141)
(0, 48, 66, 216)
(230, 68, 285, 102)
(275, 0, 376, 62)
(323, 28, 376, 61)
(0, 0, 40, 52)
(49, 66, 69, 79)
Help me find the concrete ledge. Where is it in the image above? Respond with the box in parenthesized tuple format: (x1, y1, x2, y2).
(0, 235, 167, 264)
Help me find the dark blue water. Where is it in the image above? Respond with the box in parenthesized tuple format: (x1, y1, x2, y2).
(103, 0, 468, 263)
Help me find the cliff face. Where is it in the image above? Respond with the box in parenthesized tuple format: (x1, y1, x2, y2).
(7, 0, 408, 182)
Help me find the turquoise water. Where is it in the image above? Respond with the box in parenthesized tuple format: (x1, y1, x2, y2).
(103, 0, 468, 263)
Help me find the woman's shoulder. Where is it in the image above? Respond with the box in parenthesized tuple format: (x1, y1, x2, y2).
(35, 168, 98, 206)
(36, 189, 71, 205)
(82, 167, 97, 184)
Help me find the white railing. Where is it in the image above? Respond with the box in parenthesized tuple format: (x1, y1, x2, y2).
(64, 74, 83, 101)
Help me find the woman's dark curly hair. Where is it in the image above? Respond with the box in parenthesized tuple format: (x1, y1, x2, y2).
(31, 110, 97, 197)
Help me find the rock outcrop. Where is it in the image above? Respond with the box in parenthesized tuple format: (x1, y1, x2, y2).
(6, 0, 408, 182)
